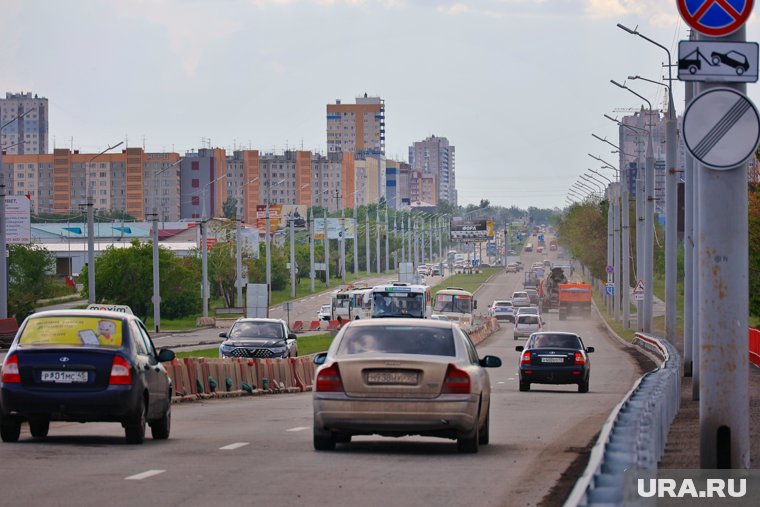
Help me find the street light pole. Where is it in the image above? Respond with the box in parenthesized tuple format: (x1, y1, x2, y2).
(375, 206, 381, 273)
(384, 206, 390, 272)
(150, 208, 161, 331)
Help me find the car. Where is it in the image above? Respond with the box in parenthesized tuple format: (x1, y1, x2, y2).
(515, 306, 540, 318)
(506, 263, 519, 273)
(543, 259, 552, 269)
(312, 318, 502, 453)
(430, 314, 450, 321)
(0, 309, 175, 444)
(513, 313, 543, 340)
(711, 50, 750, 74)
(318, 304, 332, 321)
(511, 291, 531, 307)
(524, 288, 540, 306)
(432, 266, 441, 276)
(515, 332, 594, 393)
(489, 300, 515, 323)
(219, 318, 298, 359)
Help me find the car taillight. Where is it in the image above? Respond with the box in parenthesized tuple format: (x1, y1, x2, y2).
(1, 354, 20, 383)
(315, 363, 343, 392)
(520, 351, 532, 365)
(442, 364, 470, 394)
(109, 356, 132, 385)
(574, 352, 586, 365)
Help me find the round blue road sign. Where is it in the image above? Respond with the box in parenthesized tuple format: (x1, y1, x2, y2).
(677, 0, 754, 37)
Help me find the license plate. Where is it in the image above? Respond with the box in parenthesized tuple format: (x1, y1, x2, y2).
(41, 371, 88, 383)
(367, 371, 418, 385)
(541, 357, 564, 364)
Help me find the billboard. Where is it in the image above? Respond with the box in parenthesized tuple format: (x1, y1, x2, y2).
(450, 218, 489, 241)
(5, 195, 31, 244)
(256, 204, 282, 233)
(313, 218, 356, 240)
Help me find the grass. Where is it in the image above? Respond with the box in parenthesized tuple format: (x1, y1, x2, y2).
(175, 332, 336, 358)
(429, 268, 501, 296)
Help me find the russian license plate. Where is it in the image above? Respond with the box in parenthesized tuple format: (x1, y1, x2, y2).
(541, 357, 564, 364)
(367, 371, 418, 385)
(41, 371, 88, 383)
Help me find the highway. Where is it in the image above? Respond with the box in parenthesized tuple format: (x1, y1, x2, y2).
(0, 249, 648, 507)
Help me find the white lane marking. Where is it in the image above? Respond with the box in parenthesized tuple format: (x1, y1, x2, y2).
(219, 442, 250, 450)
(286, 426, 309, 432)
(498, 381, 506, 384)
(507, 378, 515, 381)
(125, 470, 166, 481)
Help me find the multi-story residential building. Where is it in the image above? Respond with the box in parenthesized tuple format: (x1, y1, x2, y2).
(0, 92, 48, 155)
(1, 147, 164, 220)
(619, 109, 666, 214)
(397, 162, 412, 208)
(144, 152, 182, 222)
(326, 94, 385, 156)
(409, 170, 437, 205)
(408, 135, 456, 205)
(385, 159, 399, 209)
(179, 148, 228, 220)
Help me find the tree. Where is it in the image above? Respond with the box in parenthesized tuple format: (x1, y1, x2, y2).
(207, 240, 237, 307)
(80, 240, 200, 321)
(8, 244, 55, 324)
(223, 197, 238, 220)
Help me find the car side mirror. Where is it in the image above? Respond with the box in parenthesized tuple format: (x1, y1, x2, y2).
(288, 333, 297, 340)
(219, 332, 227, 338)
(586, 347, 595, 353)
(157, 348, 175, 362)
(479, 355, 502, 368)
(474, 301, 478, 309)
(515, 346, 524, 352)
(314, 352, 327, 365)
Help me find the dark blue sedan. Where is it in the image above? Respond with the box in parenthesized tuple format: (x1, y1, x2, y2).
(515, 332, 593, 393)
(0, 310, 175, 444)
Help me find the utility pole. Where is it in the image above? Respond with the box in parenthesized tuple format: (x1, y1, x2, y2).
(353, 203, 358, 276)
(309, 208, 315, 293)
(150, 208, 161, 331)
(201, 187, 209, 318)
(0, 174, 6, 319)
(235, 196, 244, 308)
(365, 208, 371, 273)
(289, 215, 296, 298)
(339, 191, 346, 283)
(428, 218, 433, 264)
(384, 207, 390, 272)
(265, 200, 271, 300)
(375, 206, 381, 273)
(323, 208, 330, 288)
(400, 213, 405, 264)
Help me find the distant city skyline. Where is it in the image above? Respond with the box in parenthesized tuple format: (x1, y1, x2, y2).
(3, 0, 760, 209)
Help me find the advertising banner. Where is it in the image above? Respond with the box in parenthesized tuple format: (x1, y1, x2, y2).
(278, 205, 307, 230)
(450, 218, 489, 241)
(313, 218, 356, 240)
(256, 204, 282, 233)
(5, 195, 31, 244)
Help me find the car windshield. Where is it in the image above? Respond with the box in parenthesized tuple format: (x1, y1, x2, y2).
(531, 334, 582, 349)
(17, 316, 124, 349)
(434, 294, 473, 313)
(495, 301, 511, 307)
(337, 325, 455, 356)
(371, 292, 425, 318)
(229, 322, 284, 340)
(320, 305, 331, 313)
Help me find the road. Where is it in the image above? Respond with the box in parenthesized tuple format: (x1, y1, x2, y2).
(0, 248, 646, 507)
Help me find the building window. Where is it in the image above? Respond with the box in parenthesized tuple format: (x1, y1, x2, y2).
(192, 161, 199, 170)
(192, 213, 200, 219)
(192, 196, 200, 205)
(192, 179, 200, 188)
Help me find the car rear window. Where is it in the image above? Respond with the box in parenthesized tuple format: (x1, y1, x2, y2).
(337, 325, 455, 356)
(531, 334, 582, 349)
(518, 315, 540, 325)
(229, 321, 284, 340)
(495, 301, 512, 307)
(18, 316, 124, 348)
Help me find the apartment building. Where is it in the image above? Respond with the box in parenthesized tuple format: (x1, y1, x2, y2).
(409, 170, 437, 205)
(0, 92, 48, 155)
(408, 135, 456, 205)
(327, 94, 385, 156)
(179, 148, 228, 220)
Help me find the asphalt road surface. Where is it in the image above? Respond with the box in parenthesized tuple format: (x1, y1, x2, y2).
(0, 249, 645, 507)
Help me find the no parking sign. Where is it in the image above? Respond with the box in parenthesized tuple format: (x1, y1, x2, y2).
(677, 0, 754, 37)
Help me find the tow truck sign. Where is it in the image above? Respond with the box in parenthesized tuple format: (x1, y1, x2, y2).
(678, 40, 759, 83)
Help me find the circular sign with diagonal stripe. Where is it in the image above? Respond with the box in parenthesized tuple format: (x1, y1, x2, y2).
(677, 0, 754, 37)
(683, 87, 760, 170)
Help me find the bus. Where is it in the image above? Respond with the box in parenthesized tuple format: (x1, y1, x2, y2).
(370, 283, 432, 319)
(331, 283, 371, 321)
(433, 287, 477, 327)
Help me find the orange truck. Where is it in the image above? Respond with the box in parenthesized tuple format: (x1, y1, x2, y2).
(558, 283, 592, 320)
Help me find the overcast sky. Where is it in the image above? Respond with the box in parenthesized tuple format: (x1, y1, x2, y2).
(3, 0, 760, 209)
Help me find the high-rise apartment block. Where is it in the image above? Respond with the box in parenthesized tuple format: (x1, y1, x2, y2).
(327, 94, 385, 156)
(0, 92, 48, 155)
(408, 135, 456, 205)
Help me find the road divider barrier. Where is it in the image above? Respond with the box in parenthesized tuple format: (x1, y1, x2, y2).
(750, 327, 760, 367)
(563, 333, 680, 507)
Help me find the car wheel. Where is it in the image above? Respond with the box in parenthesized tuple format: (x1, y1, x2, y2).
(334, 432, 352, 444)
(578, 376, 589, 393)
(737, 66, 745, 75)
(519, 381, 530, 392)
(124, 396, 147, 445)
(29, 418, 50, 438)
(150, 407, 171, 440)
(457, 420, 480, 454)
(0, 416, 21, 442)
(689, 65, 698, 74)
(712, 56, 721, 65)
(313, 424, 336, 451)
(478, 407, 490, 446)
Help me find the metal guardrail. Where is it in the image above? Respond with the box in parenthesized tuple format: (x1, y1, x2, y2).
(563, 333, 681, 506)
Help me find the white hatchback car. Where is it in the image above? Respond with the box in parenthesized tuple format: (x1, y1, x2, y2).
(511, 291, 531, 307)
(513, 313, 543, 340)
